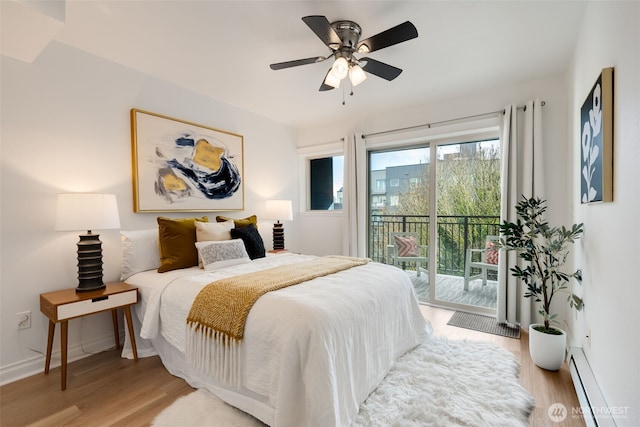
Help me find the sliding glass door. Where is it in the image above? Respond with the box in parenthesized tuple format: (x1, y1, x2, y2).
(369, 147, 431, 301)
(368, 137, 501, 314)
(433, 140, 500, 312)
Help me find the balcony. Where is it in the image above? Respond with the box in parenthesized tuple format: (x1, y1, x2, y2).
(370, 214, 500, 309)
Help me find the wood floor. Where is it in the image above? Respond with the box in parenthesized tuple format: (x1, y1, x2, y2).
(0, 305, 585, 427)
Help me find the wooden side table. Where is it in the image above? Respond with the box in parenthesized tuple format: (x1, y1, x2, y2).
(39, 282, 139, 390)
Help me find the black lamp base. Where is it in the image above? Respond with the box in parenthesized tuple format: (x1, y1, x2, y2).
(76, 232, 105, 293)
(76, 280, 106, 293)
(272, 222, 285, 251)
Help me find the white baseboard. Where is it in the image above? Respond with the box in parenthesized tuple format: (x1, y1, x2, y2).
(569, 347, 617, 427)
(0, 332, 124, 386)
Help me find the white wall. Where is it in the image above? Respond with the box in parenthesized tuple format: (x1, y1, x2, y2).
(0, 41, 300, 383)
(568, 2, 640, 425)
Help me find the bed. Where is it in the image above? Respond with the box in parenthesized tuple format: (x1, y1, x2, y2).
(119, 224, 429, 427)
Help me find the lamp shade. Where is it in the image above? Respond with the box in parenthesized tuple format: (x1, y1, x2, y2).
(264, 199, 293, 221)
(55, 193, 121, 232)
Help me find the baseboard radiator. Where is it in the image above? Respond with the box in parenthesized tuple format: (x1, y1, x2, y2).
(569, 347, 616, 427)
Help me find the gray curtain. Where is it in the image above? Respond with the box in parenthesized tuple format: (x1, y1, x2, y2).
(342, 133, 367, 257)
(497, 99, 545, 327)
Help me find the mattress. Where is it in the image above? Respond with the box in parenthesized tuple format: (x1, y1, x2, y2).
(122, 253, 429, 426)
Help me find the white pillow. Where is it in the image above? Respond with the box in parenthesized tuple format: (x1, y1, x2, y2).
(195, 239, 250, 271)
(195, 220, 234, 242)
(120, 229, 160, 280)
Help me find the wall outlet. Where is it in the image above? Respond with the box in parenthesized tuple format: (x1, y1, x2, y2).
(17, 311, 31, 330)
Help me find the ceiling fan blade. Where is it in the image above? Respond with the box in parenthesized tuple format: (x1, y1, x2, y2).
(357, 21, 418, 53)
(270, 56, 327, 70)
(302, 15, 342, 48)
(360, 57, 403, 81)
(319, 69, 335, 91)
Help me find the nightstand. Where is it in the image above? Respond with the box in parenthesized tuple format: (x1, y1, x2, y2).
(39, 282, 139, 390)
(268, 249, 289, 254)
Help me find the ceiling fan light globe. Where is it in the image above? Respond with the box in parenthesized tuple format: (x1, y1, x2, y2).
(349, 65, 367, 86)
(331, 57, 349, 80)
(324, 71, 341, 88)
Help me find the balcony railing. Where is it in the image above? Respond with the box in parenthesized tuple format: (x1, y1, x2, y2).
(369, 214, 500, 277)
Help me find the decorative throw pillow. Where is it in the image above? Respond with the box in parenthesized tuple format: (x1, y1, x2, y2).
(230, 223, 266, 260)
(195, 220, 234, 267)
(157, 216, 208, 273)
(485, 241, 499, 265)
(216, 215, 258, 228)
(195, 239, 250, 271)
(394, 235, 418, 257)
(120, 229, 160, 280)
(195, 220, 234, 242)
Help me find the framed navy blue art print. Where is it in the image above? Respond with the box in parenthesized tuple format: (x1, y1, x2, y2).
(580, 67, 613, 204)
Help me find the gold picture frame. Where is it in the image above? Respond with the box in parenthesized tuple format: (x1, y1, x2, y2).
(131, 109, 244, 212)
(580, 67, 613, 203)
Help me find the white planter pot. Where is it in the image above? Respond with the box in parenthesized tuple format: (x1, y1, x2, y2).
(528, 324, 567, 371)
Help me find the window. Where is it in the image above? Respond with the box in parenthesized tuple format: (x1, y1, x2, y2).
(372, 195, 387, 208)
(298, 141, 344, 213)
(309, 155, 344, 211)
(389, 178, 399, 187)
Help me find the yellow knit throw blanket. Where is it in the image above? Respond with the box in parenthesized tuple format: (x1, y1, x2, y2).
(185, 255, 369, 385)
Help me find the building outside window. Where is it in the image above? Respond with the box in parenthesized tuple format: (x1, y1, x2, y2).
(309, 155, 343, 211)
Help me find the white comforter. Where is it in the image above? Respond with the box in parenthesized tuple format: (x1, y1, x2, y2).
(124, 253, 429, 427)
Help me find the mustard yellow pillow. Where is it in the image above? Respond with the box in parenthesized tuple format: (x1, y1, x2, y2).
(157, 216, 208, 272)
(216, 215, 257, 228)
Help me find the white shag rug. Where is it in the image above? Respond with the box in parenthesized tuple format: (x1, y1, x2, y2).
(152, 337, 534, 427)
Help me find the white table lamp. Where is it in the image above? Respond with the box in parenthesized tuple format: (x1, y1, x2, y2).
(55, 193, 121, 292)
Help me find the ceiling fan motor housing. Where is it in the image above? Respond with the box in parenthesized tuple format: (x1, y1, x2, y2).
(330, 20, 362, 50)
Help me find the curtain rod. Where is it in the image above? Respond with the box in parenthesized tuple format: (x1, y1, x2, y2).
(362, 101, 545, 139)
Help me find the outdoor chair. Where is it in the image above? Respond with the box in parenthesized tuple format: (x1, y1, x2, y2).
(463, 235, 499, 290)
(386, 232, 429, 277)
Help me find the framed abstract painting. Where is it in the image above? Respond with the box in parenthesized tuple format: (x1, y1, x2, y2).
(580, 67, 613, 204)
(131, 109, 244, 212)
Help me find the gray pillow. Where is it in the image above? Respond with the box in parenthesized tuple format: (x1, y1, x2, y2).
(195, 239, 250, 270)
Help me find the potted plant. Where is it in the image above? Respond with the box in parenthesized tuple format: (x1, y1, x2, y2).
(499, 196, 584, 371)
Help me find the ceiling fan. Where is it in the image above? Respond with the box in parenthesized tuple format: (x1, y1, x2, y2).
(270, 15, 418, 91)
